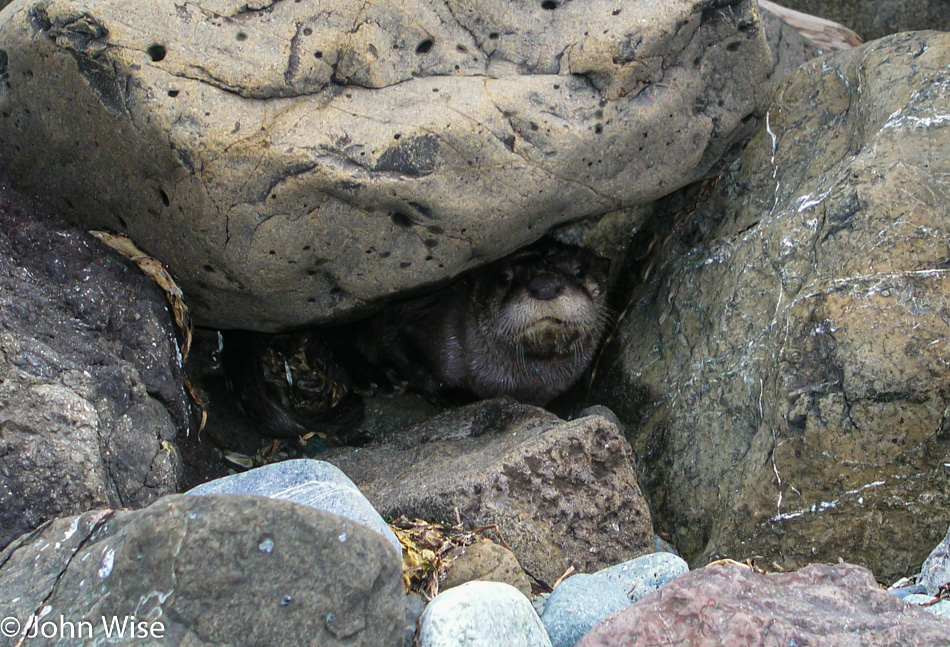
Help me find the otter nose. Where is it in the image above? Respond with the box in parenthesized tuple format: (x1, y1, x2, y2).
(527, 273, 564, 301)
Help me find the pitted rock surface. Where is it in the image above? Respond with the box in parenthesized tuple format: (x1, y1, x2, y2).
(0, 170, 190, 551)
(597, 31, 950, 582)
(323, 398, 654, 587)
(0, 0, 773, 329)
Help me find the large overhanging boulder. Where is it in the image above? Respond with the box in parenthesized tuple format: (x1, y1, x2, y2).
(0, 0, 773, 329)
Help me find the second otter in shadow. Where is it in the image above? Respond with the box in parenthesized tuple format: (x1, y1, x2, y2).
(223, 238, 610, 440)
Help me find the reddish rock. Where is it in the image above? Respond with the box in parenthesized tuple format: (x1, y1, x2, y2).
(577, 562, 950, 646)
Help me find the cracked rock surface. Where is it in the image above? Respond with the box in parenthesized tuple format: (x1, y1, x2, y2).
(323, 398, 654, 588)
(0, 171, 191, 551)
(0, 495, 405, 646)
(596, 31, 950, 582)
(0, 0, 772, 329)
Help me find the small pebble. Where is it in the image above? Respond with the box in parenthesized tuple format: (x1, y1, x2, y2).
(417, 581, 552, 647)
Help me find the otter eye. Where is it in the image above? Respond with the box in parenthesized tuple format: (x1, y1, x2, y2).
(498, 270, 514, 286)
(572, 265, 585, 278)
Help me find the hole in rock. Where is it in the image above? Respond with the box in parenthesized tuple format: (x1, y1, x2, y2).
(391, 212, 414, 228)
(416, 39, 434, 54)
(147, 44, 167, 62)
(541, 1, 558, 9)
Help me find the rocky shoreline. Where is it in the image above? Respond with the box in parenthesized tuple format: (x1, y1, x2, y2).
(2, 0, 950, 645)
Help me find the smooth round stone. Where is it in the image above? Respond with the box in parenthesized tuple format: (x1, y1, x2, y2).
(593, 552, 690, 602)
(889, 583, 927, 600)
(541, 573, 630, 647)
(417, 581, 552, 647)
(186, 459, 400, 554)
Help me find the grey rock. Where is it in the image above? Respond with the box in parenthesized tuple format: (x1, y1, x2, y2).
(593, 552, 689, 603)
(417, 581, 552, 647)
(899, 595, 950, 622)
(759, 2, 824, 86)
(540, 553, 688, 647)
(0, 170, 191, 551)
(920, 524, 950, 595)
(186, 459, 400, 554)
(905, 594, 939, 605)
(774, 0, 950, 41)
(324, 398, 654, 587)
(759, 2, 862, 55)
(575, 404, 623, 430)
(0, 0, 774, 330)
(927, 601, 950, 620)
(541, 574, 629, 647)
(441, 537, 532, 597)
(888, 582, 927, 600)
(595, 30, 950, 582)
(403, 593, 427, 647)
(576, 563, 950, 646)
(0, 494, 404, 647)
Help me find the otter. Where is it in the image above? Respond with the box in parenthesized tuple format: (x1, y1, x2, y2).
(354, 238, 610, 406)
(222, 239, 610, 439)
(221, 330, 364, 440)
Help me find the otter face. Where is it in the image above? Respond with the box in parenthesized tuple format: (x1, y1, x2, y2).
(474, 240, 610, 358)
